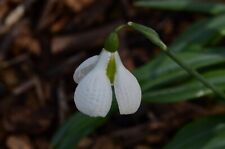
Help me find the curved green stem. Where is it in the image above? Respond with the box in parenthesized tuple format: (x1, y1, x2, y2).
(127, 21, 225, 100)
(163, 49, 225, 100)
(115, 24, 127, 32)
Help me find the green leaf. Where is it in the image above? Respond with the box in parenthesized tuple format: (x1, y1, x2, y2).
(169, 14, 225, 52)
(143, 70, 225, 103)
(202, 130, 225, 149)
(135, 50, 225, 91)
(164, 115, 225, 149)
(51, 113, 108, 149)
(135, 0, 225, 15)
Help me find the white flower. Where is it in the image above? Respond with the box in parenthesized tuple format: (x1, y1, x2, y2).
(73, 49, 142, 117)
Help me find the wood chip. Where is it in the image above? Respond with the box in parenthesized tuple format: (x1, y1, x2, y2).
(6, 135, 32, 149)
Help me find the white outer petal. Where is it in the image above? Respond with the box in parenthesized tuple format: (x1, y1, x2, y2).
(114, 52, 142, 114)
(74, 49, 112, 117)
(73, 55, 98, 83)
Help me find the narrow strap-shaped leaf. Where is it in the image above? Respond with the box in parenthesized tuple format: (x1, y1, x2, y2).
(170, 14, 225, 52)
(135, 50, 225, 90)
(135, 0, 225, 15)
(143, 70, 225, 103)
(202, 130, 225, 149)
(51, 101, 118, 149)
(51, 113, 108, 149)
(163, 49, 225, 99)
(163, 115, 225, 149)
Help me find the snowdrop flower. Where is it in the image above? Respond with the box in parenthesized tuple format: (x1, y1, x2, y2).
(73, 49, 142, 117)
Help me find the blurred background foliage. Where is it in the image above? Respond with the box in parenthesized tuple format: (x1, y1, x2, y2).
(1, 0, 225, 149)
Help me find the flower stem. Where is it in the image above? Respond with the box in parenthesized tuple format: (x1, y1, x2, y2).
(163, 48, 225, 100)
(115, 24, 127, 32)
(127, 21, 225, 100)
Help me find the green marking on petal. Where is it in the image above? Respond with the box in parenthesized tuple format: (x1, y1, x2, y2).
(106, 56, 116, 83)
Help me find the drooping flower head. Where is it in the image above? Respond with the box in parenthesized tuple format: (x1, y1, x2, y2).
(73, 49, 142, 117)
(73, 30, 142, 117)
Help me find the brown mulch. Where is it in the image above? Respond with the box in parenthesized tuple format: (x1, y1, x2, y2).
(1, 0, 225, 148)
